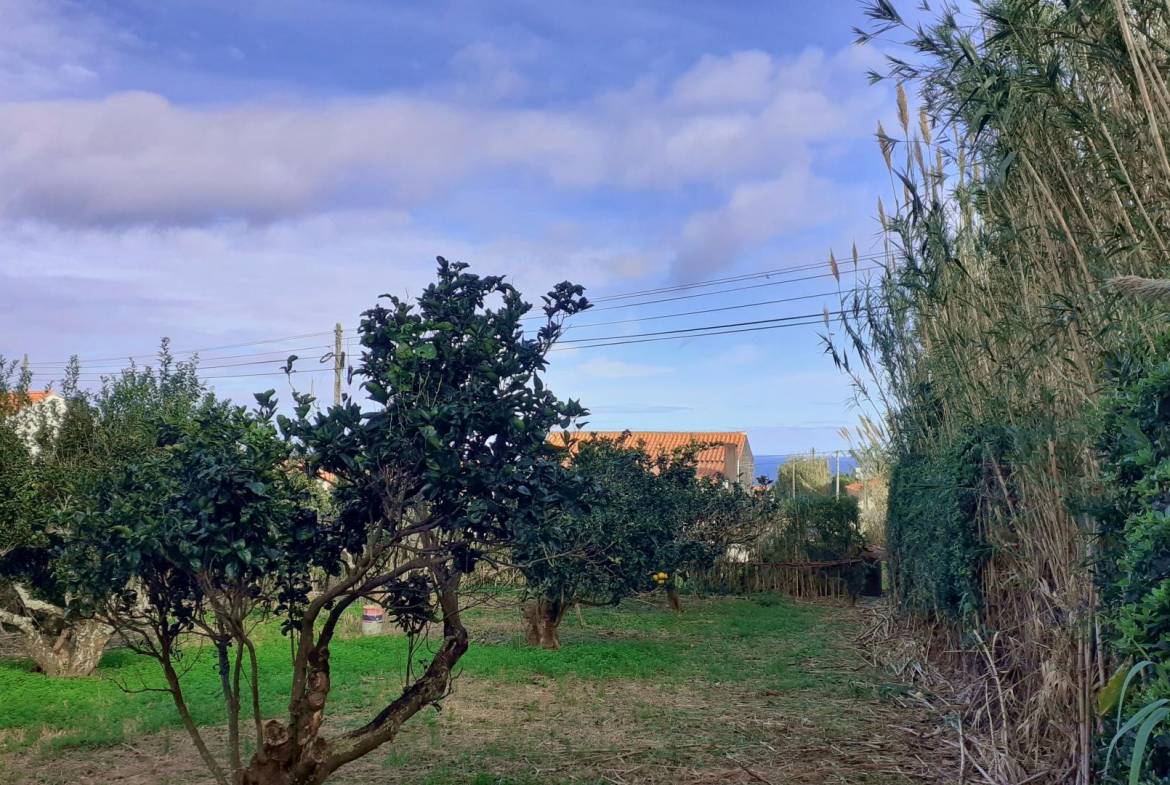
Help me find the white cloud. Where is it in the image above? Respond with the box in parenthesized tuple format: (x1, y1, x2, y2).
(0, 44, 884, 228)
(0, 210, 659, 369)
(671, 50, 777, 108)
(673, 166, 864, 277)
(0, 0, 120, 99)
(449, 42, 531, 102)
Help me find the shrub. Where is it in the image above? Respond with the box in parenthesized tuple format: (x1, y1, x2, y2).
(885, 424, 1008, 621)
(59, 258, 589, 785)
(755, 493, 867, 596)
(515, 436, 742, 647)
(774, 493, 863, 562)
(0, 349, 207, 676)
(1097, 330, 1170, 780)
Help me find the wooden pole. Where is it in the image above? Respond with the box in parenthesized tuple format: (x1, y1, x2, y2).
(333, 322, 345, 407)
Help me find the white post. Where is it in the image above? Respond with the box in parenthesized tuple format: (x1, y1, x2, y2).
(835, 450, 841, 499)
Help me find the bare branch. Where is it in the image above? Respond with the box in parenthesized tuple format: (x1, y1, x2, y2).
(13, 584, 65, 617)
(0, 608, 37, 634)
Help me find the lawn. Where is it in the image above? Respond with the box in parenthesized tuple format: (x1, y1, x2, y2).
(0, 594, 920, 784)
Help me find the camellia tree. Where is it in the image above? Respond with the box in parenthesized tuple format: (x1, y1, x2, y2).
(516, 434, 741, 648)
(0, 350, 207, 676)
(61, 258, 589, 785)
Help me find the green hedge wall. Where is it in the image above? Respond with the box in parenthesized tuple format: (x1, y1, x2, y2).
(1099, 332, 1170, 678)
(886, 427, 1007, 620)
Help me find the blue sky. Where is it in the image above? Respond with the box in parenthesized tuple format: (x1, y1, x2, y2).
(0, 0, 896, 456)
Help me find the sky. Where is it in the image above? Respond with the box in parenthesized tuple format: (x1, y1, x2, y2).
(0, 0, 897, 458)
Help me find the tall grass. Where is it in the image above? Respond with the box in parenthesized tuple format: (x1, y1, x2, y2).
(833, 1, 1170, 781)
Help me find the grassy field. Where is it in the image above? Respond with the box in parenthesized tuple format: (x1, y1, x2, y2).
(0, 594, 923, 784)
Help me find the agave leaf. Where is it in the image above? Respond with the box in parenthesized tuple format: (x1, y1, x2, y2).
(1128, 707, 1170, 785)
(1105, 696, 1167, 774)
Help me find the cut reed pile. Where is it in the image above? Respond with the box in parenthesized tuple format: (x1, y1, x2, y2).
(833, 1, 1170, 782)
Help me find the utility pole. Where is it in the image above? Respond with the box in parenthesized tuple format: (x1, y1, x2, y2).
(791, 455, 796, 499)
(333, 322, 345, 406)
(835, 450, 841, 499)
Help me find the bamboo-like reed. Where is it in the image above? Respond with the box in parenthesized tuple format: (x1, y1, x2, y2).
(835, 2, 1170, 782)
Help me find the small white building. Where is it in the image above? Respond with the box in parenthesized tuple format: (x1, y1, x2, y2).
(8, 391, 67, 451)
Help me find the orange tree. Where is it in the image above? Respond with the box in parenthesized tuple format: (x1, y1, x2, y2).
(514, 435, 741, 648)
(0, 350, 208, 676)
(61, 258, 589, 785)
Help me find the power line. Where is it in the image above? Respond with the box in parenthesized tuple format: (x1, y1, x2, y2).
(201, 368, 335, 381)
(524, 265, 879, 319)
(563, 286, 867, 332)
(27, 341, 350, 374)
(558, 308, 852, 345)
(63, 301, 859, 378)
(47, 311, 861, 383)
(590, 252, 883, 303)
(62, 346, 361, 380)
(20, 332, 336, 369)
(17, 253, 880, 371)
(44, 300, 874, 381)
(549, 311, 864, 351)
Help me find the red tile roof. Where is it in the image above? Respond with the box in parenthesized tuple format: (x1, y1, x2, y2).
(845, 478, 881, 496)
(5, 390, 55, 409)
(548, 431, 748, 480)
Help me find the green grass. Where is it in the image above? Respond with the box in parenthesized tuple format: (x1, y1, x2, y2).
(0, 595, 853, 753)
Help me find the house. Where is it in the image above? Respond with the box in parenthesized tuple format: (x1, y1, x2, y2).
(547, 431, 755, 486)
(844, 477, 883, 515)
(5, 391, 66, 449)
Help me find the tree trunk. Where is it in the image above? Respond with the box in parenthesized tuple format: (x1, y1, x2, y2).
(236, 579, 470, 785)
(521, 599, 564, 650)
(0, 614, 111, 676)
(239, 646, 332, 785)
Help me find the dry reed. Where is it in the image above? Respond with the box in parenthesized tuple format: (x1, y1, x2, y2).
(834, 1, 1170, 782)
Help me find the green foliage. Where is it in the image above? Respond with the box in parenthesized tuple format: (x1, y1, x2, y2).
(284, 257, 590, 590)
(1097, 332, 1170, 779)
(776, 454, 832, 495)
(52, 257, 591, 782)
(1102, 662, 1170, 785)
(770, 494, 863, 562)
(0, 417, 34, 559)
(1, 347, 210, 645)
(515, 435, 742, 609)
(0, 357, 47, 560)
(750, 492, 867, 596)
(1100, 331, 1170, 650)
(61, 396, 318, 628)
(834, 0, 1170, 776)
(885, 424, 1007, 620)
